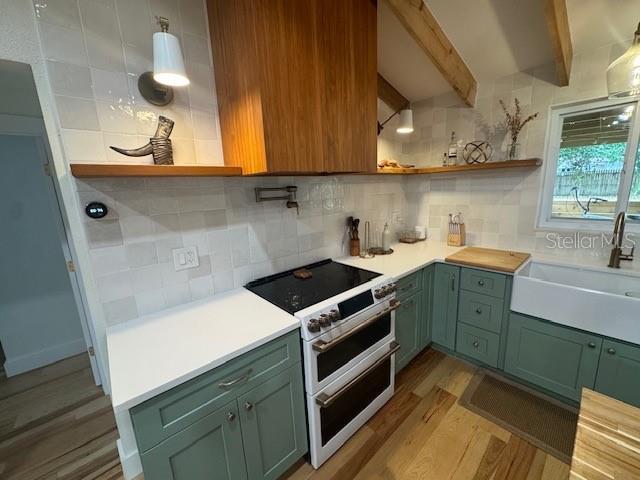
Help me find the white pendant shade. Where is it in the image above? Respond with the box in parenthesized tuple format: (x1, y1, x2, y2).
(153, 31, 190, 87)
(607, 23, 640, 99)
(396, 109, 413, 134)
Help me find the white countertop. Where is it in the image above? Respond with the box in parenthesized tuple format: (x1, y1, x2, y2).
(107, 239, 638, 413)
(336, 240, 466, 278)
(107, 288, 299, 413)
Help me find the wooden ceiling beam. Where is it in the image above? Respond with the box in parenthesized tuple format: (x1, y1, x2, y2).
(544, 0, 573, 86)
(383, 0, 477, 107)
(377, 73, 410, 112)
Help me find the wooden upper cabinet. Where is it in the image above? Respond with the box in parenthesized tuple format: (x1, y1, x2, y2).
(207, 0, 377, 175)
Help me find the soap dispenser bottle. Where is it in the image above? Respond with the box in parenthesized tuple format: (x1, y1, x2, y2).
(381, 223, 391, 252)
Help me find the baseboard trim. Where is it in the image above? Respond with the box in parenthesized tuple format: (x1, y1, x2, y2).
(3, 338, 86, 377)
(117, 439, 143, 480)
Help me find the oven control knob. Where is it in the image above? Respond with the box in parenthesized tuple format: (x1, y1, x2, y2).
(374, 289, 385, 299)
(381, 286, 391, 296)
(329, 309, 341, 322)
(319, 314, 332, 328)
(388, 283, 397, 293)
(307, 319, 321, 333)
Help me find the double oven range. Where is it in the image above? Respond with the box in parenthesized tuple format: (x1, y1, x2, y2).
(246, 260, 399, 468)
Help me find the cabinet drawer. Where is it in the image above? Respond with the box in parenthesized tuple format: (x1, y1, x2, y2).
(396, 271, 422, 299)
(460, 268, 506, 298)
(456, 323, 500, 368)
(132, 330, 301, 453)
(458, 290, 504, 334)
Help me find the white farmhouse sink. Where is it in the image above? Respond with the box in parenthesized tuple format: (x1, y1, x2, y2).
(511, 261, 640, 345)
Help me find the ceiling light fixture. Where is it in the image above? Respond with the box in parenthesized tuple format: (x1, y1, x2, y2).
(377, 107, 414, 135)
(138, 17, 189, 106)
(607, 22, 640, 99)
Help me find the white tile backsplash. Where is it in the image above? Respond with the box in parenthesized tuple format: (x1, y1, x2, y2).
(78, 176, 412, 325)
(35, 0, 637, 332)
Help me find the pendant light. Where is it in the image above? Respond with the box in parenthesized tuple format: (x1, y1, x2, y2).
(153, 17, 189, 87)
(396, 109, 414, 134)
(607, 22, 640, 99)
(138, 17, 190, 106)
(377, 106, 414, 135)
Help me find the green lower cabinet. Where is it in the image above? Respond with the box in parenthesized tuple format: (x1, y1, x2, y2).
(141, 400, 248, 480)
(238, 367, 308, 480)
(456, 323, 500, 368)
(595, 339, 640, 408)
(504, 313, 602, 401)
(139, 364, 307, 480)
(419, 265, 434, 349)
(394, 292, 422, 372)
(431, 264, 460, 350)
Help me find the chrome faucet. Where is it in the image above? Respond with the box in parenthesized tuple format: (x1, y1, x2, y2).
(608, 212, 635, 268)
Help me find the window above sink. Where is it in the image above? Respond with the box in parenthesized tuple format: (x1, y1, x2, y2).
(538, 97, 640, 232)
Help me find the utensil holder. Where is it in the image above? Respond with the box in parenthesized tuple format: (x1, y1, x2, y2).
(447, 223, 466, 247)
(350, 239, 361, 256)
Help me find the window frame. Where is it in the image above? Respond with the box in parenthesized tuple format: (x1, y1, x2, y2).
(537, 96, 640, 232)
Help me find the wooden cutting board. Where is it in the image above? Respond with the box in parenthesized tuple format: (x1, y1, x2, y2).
(445, 247, 531, 273)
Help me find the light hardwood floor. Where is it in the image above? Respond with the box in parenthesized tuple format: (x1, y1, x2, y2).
(0, 349, 571, 480)
(286, 348, 571, 480)
(0, 354, 123, 480)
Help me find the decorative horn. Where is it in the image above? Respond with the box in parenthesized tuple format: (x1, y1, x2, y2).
(110, 116, 175, 165)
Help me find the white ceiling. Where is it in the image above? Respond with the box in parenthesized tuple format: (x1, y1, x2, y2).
(378, 0, 640, 103)
(377, 0, 452, 102)
(567, 0, 639, 53)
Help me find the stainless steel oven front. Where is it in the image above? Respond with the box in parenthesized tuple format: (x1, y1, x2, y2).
(306, 340, 399, 468)
(302, 298, 399, 395)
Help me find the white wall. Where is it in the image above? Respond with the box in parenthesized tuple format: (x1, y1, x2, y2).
(0, 1, 412, 389)
(0, 134, 86, 375)
(0, 0, 110, 387)
(402, 41, 640, 268)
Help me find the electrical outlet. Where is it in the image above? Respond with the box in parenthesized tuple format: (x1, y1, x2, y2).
(172, 246, 199, 271)
(392, 211, 404, 225)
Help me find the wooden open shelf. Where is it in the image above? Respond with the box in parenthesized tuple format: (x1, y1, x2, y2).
(376, 158, 542, 175)
(70, 163, 243, 178)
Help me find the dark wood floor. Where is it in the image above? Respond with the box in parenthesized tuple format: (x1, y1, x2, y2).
(0, 349, 570, 480)
(0, 354, 123, 479)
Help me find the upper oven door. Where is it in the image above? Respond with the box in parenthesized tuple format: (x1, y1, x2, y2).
(302, 298, 398, 395)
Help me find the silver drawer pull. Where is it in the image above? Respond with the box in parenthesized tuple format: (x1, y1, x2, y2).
(315, 341, 400, 408)
(475, 308, 482, 314)
(218, 369, 253, 389)
(472, 340, 479, 348)
(478, 279, 485, 286)
(227, 412, 236, 422)
(312, 300, 401, 353)
(244, 402, 253, 411)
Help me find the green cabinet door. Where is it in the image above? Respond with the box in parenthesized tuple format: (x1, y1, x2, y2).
(141, 400, 247, 480)
(419, 265, 434, 349)
(505, 313, 602, 401)
(595, 339, 640, 408)
(432, 263, 460, 350)
(395, 292, 422, 372)
(238, 367, 308, 480)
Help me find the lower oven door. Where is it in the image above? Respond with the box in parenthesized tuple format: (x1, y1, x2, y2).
(303, 299, 398, 395)
(307, 340, 399, 468)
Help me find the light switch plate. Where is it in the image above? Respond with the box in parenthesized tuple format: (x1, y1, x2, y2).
(172, 246, 199, 271)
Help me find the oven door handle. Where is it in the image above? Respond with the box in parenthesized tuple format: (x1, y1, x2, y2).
(315, 341, 400, 408)
(311, 299, 400, 353)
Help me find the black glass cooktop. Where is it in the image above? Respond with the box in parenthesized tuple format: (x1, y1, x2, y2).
(245, 259, 381, 314)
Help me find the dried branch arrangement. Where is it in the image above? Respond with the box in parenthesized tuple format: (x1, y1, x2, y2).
(499, 98, 538, 145)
